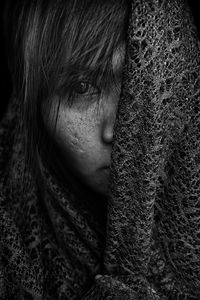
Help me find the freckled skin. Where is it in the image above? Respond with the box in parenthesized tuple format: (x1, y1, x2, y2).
(43, 47, 124, 195)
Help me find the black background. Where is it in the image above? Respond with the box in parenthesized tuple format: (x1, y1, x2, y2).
(0, 1, 200, 120)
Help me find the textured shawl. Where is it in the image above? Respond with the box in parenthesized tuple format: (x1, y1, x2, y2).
(1, 0, 200, 299)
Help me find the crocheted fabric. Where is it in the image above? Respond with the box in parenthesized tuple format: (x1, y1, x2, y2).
(1, 0, 200, 299)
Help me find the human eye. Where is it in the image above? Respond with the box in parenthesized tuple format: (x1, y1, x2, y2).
(71, 80, 100, 96)
(58, 76, 102, 108)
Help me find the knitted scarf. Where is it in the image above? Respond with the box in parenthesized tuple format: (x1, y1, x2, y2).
(0, 0, 200, 299)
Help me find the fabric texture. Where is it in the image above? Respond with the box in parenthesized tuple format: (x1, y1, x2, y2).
(1, 0, 200, 299)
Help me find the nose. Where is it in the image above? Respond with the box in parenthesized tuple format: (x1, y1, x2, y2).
(101, 94, 119, 144)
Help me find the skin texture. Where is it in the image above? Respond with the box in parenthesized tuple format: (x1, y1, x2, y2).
(1, 0, 200, 298)
(43, 46, 124, 195)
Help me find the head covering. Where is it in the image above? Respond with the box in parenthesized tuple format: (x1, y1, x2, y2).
(0, 0, 200, 299)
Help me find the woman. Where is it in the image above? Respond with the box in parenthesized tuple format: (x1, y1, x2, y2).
(1, 0, 200, 299)
(1, 1, 128, 299)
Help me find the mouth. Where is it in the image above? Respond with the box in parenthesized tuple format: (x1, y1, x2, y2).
(100, 166, 110, 170)
(100, 166, 110, 177)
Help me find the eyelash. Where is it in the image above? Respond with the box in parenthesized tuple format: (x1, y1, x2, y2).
(65, 80, 101, 107)
(71, 81, 100, 96)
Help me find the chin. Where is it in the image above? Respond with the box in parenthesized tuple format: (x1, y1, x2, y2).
(87, 176, 110, 196)
(95, 185, 109, 196)
(73, 167, 111, 196)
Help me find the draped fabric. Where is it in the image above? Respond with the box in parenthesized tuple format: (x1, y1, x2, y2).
(1, 0, 200, 299)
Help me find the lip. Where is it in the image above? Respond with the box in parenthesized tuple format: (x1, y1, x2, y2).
(100, 166, 110, 176)
(100, 166, 110, 170)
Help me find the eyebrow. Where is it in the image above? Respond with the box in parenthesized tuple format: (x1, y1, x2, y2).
(58, 50, 125, 93)
(66, 63, 124, 81)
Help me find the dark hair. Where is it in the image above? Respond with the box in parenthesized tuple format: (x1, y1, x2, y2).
(3, 0, 129, 181)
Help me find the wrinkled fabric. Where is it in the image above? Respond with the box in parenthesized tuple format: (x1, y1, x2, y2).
(1, 0, 200, 299)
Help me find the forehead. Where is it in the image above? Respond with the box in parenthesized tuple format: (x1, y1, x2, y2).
(111, 44, 125, 76)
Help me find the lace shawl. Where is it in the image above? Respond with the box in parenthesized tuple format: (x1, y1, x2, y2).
(1, 0, 200, 299)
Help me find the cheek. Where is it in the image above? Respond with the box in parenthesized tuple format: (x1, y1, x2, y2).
(52, 105, 101, 171)
(42, 98, 113, 194)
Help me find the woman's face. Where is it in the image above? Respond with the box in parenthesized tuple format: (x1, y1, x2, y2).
(43, 46, 124, 195)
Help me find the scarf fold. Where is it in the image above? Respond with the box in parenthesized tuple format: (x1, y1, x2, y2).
(0, 0, 200, 299)
(92, 0, 200, 298)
